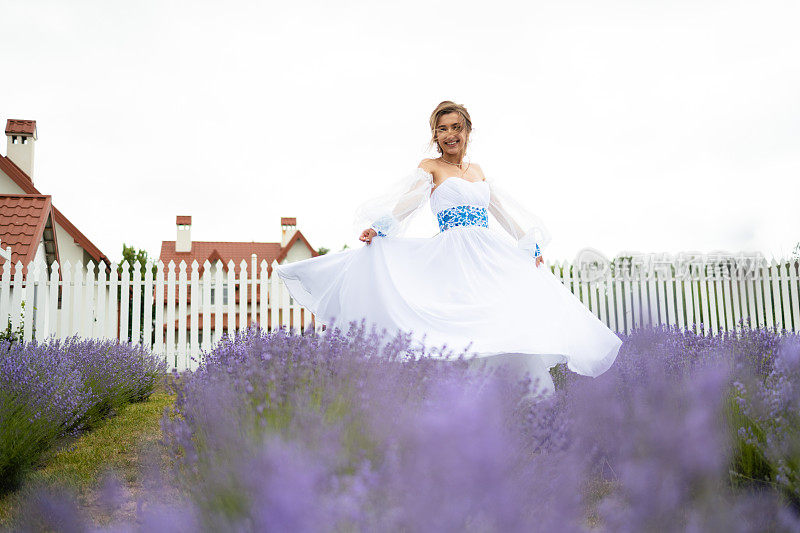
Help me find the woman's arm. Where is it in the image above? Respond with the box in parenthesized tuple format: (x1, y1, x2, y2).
(481, 166, 550, 266)
(353, 166, 434, 242)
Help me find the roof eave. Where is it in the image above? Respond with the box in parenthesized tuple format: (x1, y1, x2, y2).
(0, 155, 109, 267)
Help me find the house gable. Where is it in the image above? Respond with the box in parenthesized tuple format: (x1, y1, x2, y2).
(275, 230, 318, 264)
(0, 155, 108, 267)
(0, 194, 59, 268)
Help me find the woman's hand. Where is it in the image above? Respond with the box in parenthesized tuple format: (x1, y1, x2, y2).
(535, 255, 544, 268)
(359, 228, 378, 244)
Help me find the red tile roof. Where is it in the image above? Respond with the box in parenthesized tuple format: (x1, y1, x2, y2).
(0, 155, 31, 185)
(281, 217, 296, 225)
(159, 232, 318, 276)
(160, 241, 283, 275)
(0, 155, 108, 266)
(176, 215, 191, 225)
(0, 194, 59, 267)
(274, 230, 317, 264)
(5, 119, 36, 136)
(159, 231, 319, 304)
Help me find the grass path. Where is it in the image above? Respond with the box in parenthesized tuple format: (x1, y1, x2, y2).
(0, 391, 174, 528)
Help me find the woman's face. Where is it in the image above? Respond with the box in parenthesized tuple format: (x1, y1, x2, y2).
(435, 112, 468, 158)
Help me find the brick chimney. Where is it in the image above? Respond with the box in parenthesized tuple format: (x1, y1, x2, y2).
(5, 119, 37, 180)
(281, 217, 297, 247)
(176, 215, 192, 252)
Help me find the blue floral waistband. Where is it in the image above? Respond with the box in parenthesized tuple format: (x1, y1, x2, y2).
(437, 205, 489, 232)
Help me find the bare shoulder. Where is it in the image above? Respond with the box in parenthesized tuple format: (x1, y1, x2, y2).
(471, 162, 486, 180)
(418, 158, 436, 173)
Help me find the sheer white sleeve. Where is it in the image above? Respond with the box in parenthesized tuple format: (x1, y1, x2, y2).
(352, 167, 434, 239)
(353, 168, 433, 237)
(487, 176, 552, 258)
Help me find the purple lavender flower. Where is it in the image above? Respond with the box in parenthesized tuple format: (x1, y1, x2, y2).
(0, 336, 165, 493)
(12, 321, 800, 530)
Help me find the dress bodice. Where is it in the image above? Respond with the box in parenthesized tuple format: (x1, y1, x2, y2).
(356, 167, 548, 256)
(429, 177, 491, 233)
(429, 177, 490, 214)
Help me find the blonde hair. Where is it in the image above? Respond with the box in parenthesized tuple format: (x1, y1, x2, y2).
(428, 101, 472, 156)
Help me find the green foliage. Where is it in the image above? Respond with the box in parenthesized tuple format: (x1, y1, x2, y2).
(0, 338, 165, 496)
(0, 401, 61, 493)
(118, 245, 156, 342)
(0, 391, 174, 527)
(0, 305, 27, 345)
(118, 243, 156, 280)
(0, 319, 23, 345)
(726, 391, 776, 491)
(316, 247, 330, 255)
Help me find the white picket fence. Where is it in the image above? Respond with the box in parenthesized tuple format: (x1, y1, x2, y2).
(550, 255, 800, 338)
(1, 255, 798, 371)
(0, 256, 320, 371)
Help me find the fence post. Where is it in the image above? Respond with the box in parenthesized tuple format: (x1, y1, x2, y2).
(119, 262, 130, 342)
(238, 259, 248, 334)
(0, 261, 11, 326)
(202, 260, 212, 354)
(33, 260, 48, 340)
(721, 263, 734, 332)
(226, 260, 236, 339)
(251, 254, 258, 328)
(11, 261, 23, 333)
(106, 262, 119, 340)
(190, 259, 200, 368)
(790, 260, 800, 332)
(178, 260, 188, 371)
(779, 262, 792, 331)
(48, 261, 59, 338)
(260, 259, 269, 333)
(83, 262, 96, 338)
(729, 266, 742, 332)
(166, 261, 176, 370)
(143, 261, 154, 348)
(95, 262, 107, 339)
(214, 260, 223, 345)
(22, 261, 35, 341)
(131, 261, 142, 344)
(154, 261, 165, 357)
(269, 260, 279, 332)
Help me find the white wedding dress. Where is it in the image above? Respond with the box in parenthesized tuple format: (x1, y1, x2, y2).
(275, 168, 621, 397)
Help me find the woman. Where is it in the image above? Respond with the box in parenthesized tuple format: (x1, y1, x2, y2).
(275, 101, 621, 398)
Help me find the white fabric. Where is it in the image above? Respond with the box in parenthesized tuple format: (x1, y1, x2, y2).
(352, 168, 552, 256)
(353, 167, 434, 239)
(487, 174, 552, 257)
(276, 169, 621, 397)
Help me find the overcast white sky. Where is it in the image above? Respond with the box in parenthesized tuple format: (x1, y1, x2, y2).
(1, 0, 798, 264)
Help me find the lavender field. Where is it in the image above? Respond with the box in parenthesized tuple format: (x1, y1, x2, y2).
(0, 337, 166, 495)
(8, 321, 800, 532)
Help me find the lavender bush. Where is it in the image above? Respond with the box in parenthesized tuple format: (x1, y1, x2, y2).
(153, 321, 800, 531)
(10, 321, 800, 531)
(0, 336, 166, 493)
(732, 335, 800, 508)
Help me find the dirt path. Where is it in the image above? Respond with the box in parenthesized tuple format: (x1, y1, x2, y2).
(0, 392, 183, 529)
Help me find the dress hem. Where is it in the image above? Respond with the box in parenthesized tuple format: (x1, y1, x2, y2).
(275, 263, 620, 379)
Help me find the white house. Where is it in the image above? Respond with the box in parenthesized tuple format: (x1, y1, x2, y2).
(0, 119, 109, 270)
(159, 215, 319, 336)
(0, 194, 59, 270)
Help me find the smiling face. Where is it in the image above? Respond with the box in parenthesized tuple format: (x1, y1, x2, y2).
(435, 111, 469, 159)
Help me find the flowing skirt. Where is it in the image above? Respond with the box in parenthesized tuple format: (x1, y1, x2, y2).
(275, 225, 621, 397)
